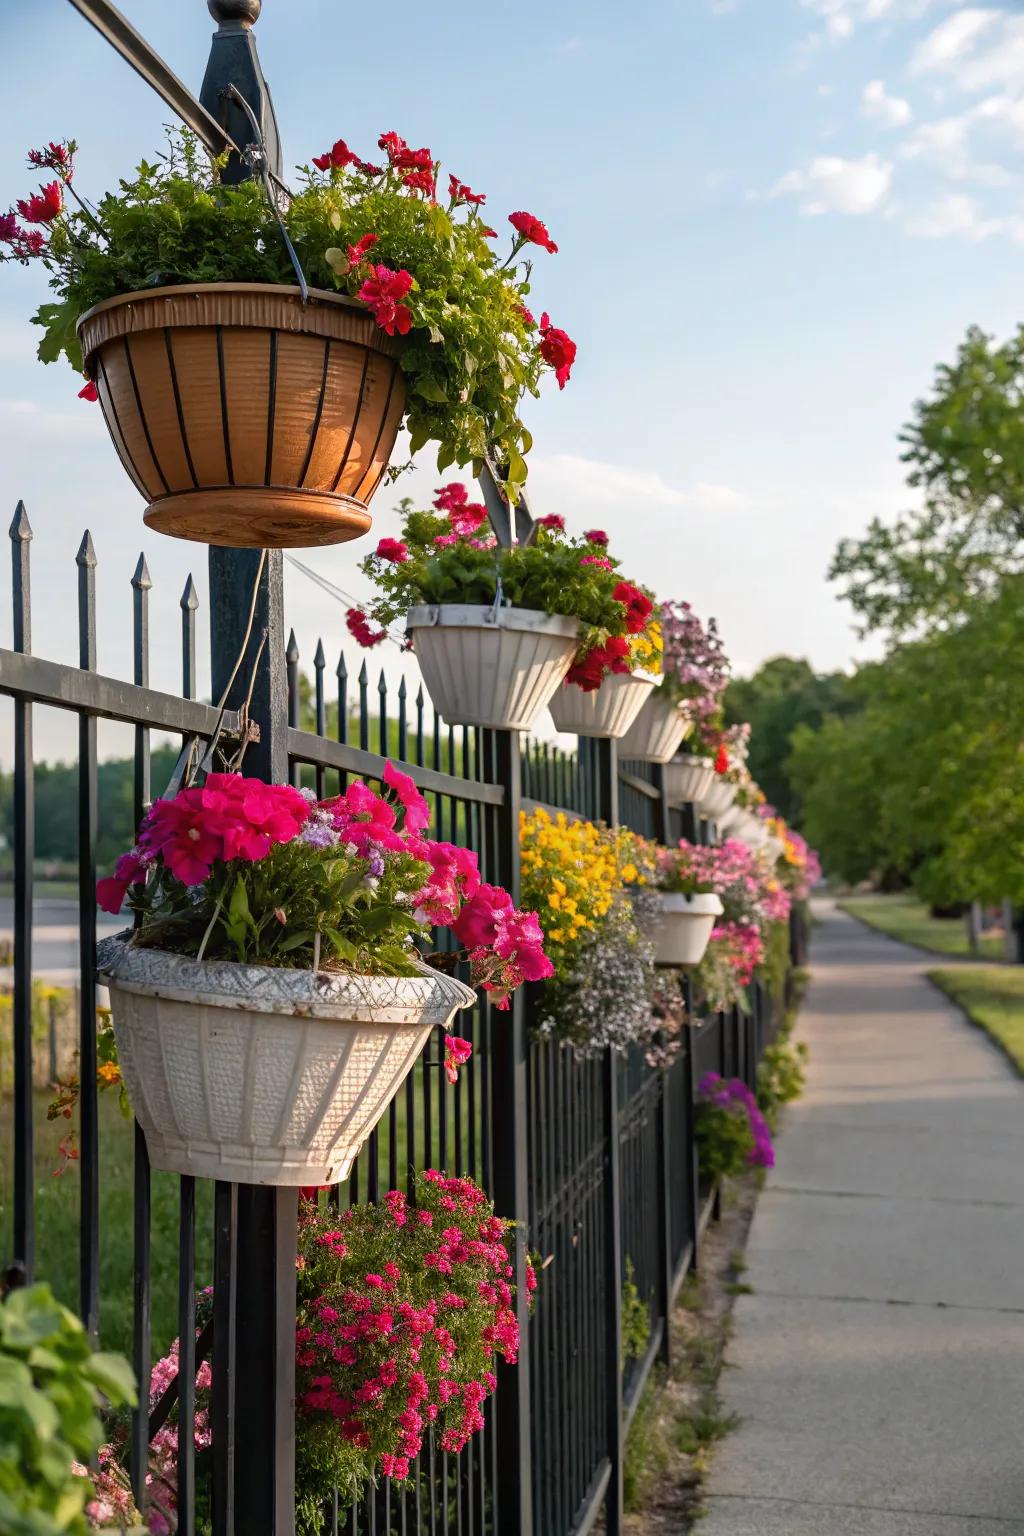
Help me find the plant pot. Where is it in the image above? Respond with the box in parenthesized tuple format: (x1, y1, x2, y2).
(664, 754, 715, 807)
(617, 691, 691, 763)
(406, 605, 579, 731)
(763, 833, 785, 863)
(548, 671, 656, 740)
(699, 777, 735, 822)
(97, 936, 475, 1186)
(716, 801, 747, 836)
(648, 893, 724, 967)
(78, 283, 407, 549)
(738, 814, 770, 852)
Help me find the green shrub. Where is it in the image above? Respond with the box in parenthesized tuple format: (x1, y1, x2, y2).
(756, 1040, 808, 1129)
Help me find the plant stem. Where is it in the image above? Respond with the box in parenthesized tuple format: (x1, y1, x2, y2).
(196, 887, 227, 964)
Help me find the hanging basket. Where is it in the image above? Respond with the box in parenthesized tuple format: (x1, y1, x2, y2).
(663, 754, 715, 807)
(548, 670, 656, 740)
(617, 690, 691, 763)
(716, 800, 747, 835)
(97, 936, 475, 1186)
(78, 283, 407, 549)
(406, 605, 579, 731)
(699, 777, 735, 822)
(735, 812, 770, 852)
(648, 892, 724, 967)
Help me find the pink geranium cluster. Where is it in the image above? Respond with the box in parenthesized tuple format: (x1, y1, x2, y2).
(295, 1171, 532, 1493)
(710, 920, 765, 987)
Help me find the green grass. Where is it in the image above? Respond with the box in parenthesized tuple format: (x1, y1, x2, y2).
(0, 1091, 213, 1361)
(929, 965, 1024, 1075)
(838, 894, 1004, 960)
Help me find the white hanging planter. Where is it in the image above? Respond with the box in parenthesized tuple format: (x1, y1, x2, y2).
(406, 604, 579, 732)
(617, 690, 691, 763)
(732, 811, 769, 851)
(716, 800, 747, 835)
(648, 892, 724, 967)
(763, 832, 785, 863)
(97, 936, 476, 1186)
(548, 670, 656, 740)
(663, 754, 715, 807)
(699, 777, 735, 822)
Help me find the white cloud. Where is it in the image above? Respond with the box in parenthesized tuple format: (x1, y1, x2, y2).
(772, 153, 893, 214)
(528, 454, 745, 511)
(904, 191, 1024, 242)
(910, 8, 1000, 74)
(863, 78, 913, 127)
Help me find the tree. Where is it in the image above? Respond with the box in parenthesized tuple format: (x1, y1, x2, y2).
(831, 325, 1024, 639)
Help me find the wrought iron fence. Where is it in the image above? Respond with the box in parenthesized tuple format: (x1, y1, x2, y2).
(0, 510, 794, 1536)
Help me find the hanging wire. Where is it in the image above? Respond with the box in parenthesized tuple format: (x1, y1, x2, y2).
(285, 555, 407, 650)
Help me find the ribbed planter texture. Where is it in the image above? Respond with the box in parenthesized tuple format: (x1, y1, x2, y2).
(78, 283, 406, 549)
(617, 690, 691, 763)
(548, 670, 656, 740)
(406, 605, 579, 731)
(663, 754, 715, 807)
(648, 892, 724, 967)
(699, 777, 735, 822)
(97, 936, 475, 1186)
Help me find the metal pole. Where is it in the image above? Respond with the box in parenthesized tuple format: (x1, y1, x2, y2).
(202, 8, 294, 1532)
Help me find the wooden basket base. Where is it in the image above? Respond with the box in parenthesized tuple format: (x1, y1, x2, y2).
(144, 486, 373, 549)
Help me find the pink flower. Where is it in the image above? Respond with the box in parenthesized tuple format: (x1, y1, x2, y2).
(357, 265, 414, 337)
(347, 232, 379, 268)
(581, 554, 612, 570)
(383, 761, 431, 833)
(536, 514, 565, 532)
(78, 378, 99, 402)
(585, 529, 609, 545)
(375, 536, 408, 563)
(445, 1035, 473, 1084)
(451, 884, 514, 949)
(96, 851, 147, 913)
(346, 607, 389, 648)
(433, 483, 468, 512)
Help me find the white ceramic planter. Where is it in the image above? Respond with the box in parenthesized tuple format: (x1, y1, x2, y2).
(763, 832, 785, 863)
(406, 604, 579, 732)
(663, 754, 715, 807)
(548, 670, 656, 740)
(699, 777, 735, 822)
(734, 811, 769, 851)
(648, 892, 724, 967)
(716, 801, 747, 836)
(618, 690, 691, 763)
(97, 936, 476, 1186)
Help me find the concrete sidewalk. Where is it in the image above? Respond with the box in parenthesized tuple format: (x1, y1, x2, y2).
(700, 900, 1024, 1535)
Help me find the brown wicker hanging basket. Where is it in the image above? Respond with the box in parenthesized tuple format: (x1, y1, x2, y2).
(77, 282, 407, 549)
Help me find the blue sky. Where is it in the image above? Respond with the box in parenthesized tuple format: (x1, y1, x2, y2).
(3, 0, 1024, 762)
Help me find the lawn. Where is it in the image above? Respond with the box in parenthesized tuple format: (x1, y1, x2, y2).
(929, 966, 1024, 1076)
(837, 894, 1004, 960)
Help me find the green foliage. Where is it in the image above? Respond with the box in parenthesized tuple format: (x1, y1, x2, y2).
(929, 964, 1024, 1075)
(131, 834, 429, 976)
(756, 918, 792, 1007)
(0, 1282, 136, 1536)
(756, 1040, 807, 1130)
(694, 1100, 753, 1181)
(362, 498, 642, 662)
(724, 657, 857, 823)
(24, 129, 556, 498)
(621, 1258, 651, 1367)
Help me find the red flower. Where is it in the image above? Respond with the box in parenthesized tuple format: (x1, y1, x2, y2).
(17, 181, 62, 224)
(78, 378, 99, 402)
(448, 174, 485, 206)
(0, 213, 19, 243)
(481, 226, 498, 239)
(355, 159, 384, 177)
(402, 168, 437, 197)
(357, 265, 414, 337)
(451, 502, 488, 538)
(538, 313, 576, 389)
(518, 304, 537, 328)
(28, 142, 73, 181)
(96, 851, 147, 914)
(433, 483, 468, 512)
(612, 580, 653, 635)
(585, 529, 609, 545)
(375, 536, 408, 563)
(508, 211, 558, 253)
(714, 745, 729, 775)
(536, 514, 565, 532)
(346, 607, 389, 649)
(565, 635, 631, 692)
(313, 139, 356, 172)
(346, 232, 378, 268)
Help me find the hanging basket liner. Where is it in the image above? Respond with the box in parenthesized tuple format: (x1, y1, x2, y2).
(406, 604, 579, 731)
(647, 891, 724, 967)
(78, 282, 406, 549)
(548, 670, 656, 740)
(97, 935, 475, 1186)
(617, 690, 691, 764)
(663, 753, 716, 807)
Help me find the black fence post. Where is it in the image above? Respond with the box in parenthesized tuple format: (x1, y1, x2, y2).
(681, 976, 701, 1273)
(489, 727, 534, 1536)
(10, 504, 34, 1281)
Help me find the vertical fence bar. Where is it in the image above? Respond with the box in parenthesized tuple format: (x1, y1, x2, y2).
(314, 640, 327, 798)
(77, 531, 100, 1337)
(10, 504, 34, 1279)
(336, 650, 349, 795)
(178, 1175, 197, 1536)
(287, 630, 301, 788)
(682, 976, 701, 1271)
(130, 555, 155, 1507)
(655, 1067, 673, 1368)
(489, 728, 533, 1536)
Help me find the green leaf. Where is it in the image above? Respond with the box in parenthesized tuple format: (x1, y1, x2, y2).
(277, 929, 315, 953)
(324, 929, 358, 963)
(86, 1351, 138, 1408)
(414, 376, 449, 404)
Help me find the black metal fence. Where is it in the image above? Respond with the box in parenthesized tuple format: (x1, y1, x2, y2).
(0, 510, 797, 1536)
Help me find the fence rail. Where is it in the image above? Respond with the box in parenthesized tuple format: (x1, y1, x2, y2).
(0, 511, 802, 1536)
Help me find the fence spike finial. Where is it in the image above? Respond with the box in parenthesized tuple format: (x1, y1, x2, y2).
(131, 553, 152, 592)
(398, 676, 407, 700)
(181, 574, 199, 612)
(314, 638, 326, 670)
(336, 649, 347, 681)
(286, 628, 300, 664)
(76, 530, 97, 568)
(9, 501, 32, 542)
